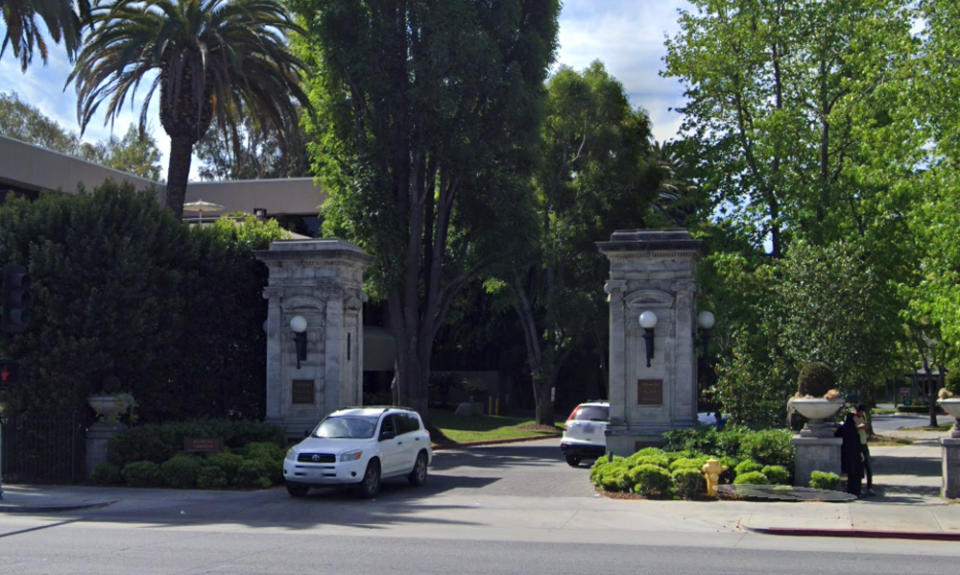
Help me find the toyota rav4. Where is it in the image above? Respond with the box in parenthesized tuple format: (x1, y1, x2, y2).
(283, 406, 432, 498)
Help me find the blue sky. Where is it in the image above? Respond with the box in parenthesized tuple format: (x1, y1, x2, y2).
(0, 1, 690, 177)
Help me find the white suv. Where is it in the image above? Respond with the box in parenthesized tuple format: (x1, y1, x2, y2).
(560, 400, 609, 467)
(283, 406, 433, 498)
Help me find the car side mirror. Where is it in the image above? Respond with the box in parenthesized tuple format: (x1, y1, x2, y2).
(380, 429, 395, 441)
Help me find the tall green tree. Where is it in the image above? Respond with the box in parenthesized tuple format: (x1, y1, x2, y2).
(67, 0, 311, 218)
(502, 61, 659, 425)
(663, 0, 914, 256)
(1, 0, 89, 70)
(79, 125, 163, 180)
(294, 0, 560, 417)
(195, 111, 310, 180)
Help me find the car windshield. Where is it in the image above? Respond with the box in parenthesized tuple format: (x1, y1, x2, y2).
(313, 416, 378, 439)
(572, 406, 608, 421)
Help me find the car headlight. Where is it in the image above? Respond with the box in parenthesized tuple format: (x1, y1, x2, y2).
(285, 448, 297, 461)
(339, 450, 363, 462)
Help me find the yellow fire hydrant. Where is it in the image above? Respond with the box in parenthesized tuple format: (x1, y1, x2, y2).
(701, 458, 727, 497)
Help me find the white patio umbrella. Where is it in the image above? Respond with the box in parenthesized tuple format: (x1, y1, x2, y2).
(182, 199, 225, 223)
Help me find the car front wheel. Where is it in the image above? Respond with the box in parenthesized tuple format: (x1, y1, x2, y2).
(565, 454, 582, 467)
(408, 451, 428, 486)
(357, 459, 381, 498)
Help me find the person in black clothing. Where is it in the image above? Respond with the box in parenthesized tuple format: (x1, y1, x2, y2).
(835, 411, 864, 497)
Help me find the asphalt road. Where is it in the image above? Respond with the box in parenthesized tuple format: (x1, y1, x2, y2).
(1, 437, 959, 574)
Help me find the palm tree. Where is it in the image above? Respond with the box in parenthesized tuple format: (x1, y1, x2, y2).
(67, 0, 310, 218)
(1, 0, 89, 70)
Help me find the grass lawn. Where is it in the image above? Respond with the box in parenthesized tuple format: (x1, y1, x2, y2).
(428, 409, 562, 445)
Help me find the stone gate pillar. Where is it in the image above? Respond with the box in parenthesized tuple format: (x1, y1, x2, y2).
(597, 230, 703, 455)
(256, 239, 373, 439)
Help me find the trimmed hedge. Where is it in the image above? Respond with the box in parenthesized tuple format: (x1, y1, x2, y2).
(101, 419, 286, 489)
(122, 461, 162, 487)
(733, 470, 768, 485)
(809, 471, 840, 490)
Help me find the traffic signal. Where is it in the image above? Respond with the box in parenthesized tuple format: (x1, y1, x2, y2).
(1, 264, 31, 333)
(0, 359, 18, 385)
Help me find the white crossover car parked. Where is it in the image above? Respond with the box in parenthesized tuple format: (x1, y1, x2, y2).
(560, 400, 609, 467)
(283, 406, 432, 498)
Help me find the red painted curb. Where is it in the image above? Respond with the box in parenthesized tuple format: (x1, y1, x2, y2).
(431, 434, 561, 451)
(753, 527, 960, 541)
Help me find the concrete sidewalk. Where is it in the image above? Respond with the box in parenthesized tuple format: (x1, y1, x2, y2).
(1, 414, 957, 540)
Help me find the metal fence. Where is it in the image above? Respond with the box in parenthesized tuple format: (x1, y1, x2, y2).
(1, 411, 86, 483)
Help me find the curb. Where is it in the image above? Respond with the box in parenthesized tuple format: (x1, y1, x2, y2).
(0, 500, 117, 514)
(432, 434, 561, 451)
(748, 526, 960, 541)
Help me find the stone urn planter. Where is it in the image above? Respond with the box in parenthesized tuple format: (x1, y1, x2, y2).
(938, 398, 960, 439)
(87, 393, 134, 423)
(789, 397, 844, 437)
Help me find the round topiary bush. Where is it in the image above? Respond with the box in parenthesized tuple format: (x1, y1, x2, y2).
(809, 470, 840, 490)
(160, 454, 202, 488)
(630, 464, 674, 498)
(797, 361, 837, 397)
(122, 460, 162, 487)
(761, 465, 791, 485)
(734, 459, 762, 477)
(196, 465, 229, 489)
(733, 470, 768, 485)
(672, 468, 705, 499)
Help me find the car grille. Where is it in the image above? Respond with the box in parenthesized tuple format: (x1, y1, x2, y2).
(297, 452, 336, 463)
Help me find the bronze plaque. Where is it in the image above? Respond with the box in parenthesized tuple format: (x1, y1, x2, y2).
(291, 379, 315, 404)
(637, 379, 663, 405)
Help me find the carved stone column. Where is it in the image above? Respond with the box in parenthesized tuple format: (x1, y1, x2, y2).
(597, 230, 703, 456)
(256, 240, 373, 439)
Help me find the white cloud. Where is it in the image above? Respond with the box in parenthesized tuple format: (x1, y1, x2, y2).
(556, 0, 691, 143)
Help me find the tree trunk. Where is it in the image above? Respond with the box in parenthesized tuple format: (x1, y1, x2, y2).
(166, 135, 195, 219)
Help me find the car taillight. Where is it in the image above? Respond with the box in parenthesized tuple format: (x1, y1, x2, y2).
(566, 407, 579, 422)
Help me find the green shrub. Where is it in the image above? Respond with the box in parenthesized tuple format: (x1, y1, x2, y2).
(946, 370, 960, 395)
(244, 441, 285, 462)
(669, 456, 709, 472)
(630, 464, 674, 498)
(106, 420, 285, 468)
(733, 470, 768, 485)
(897, 404, 929, 413)
(597, 465, 629, 492)
(734, 459, 762, 476)
(672, 468, 705, 499)
(809, 471, 840, 490)
(626, 448, 671, 468)
(90, 463, 122, 485)
(234, 459, 275, 489)
(122, 461, 162, 487)
(196, 465, 229, 489)
(205, 451, 245, 483)
(761, 465, 790, 485)
(662, 427, 721, 454)
(797, 361, 837, 397)
(160, 455, 202, 488)
(737, 429, 794, 470)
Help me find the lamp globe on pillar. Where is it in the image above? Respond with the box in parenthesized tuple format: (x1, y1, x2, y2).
(639, 310, 658, 367)
(290, 315, 308, 369)
(697, 310, 715, 355)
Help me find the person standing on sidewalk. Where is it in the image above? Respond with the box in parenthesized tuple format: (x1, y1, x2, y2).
(835, 411, 864, 497)
(854, 404, 875, 496)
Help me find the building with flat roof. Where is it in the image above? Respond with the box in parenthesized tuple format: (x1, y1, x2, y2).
(0, 134, 326, 223)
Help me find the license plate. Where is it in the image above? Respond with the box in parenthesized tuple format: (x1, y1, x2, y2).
(582, 424, 594, 434)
